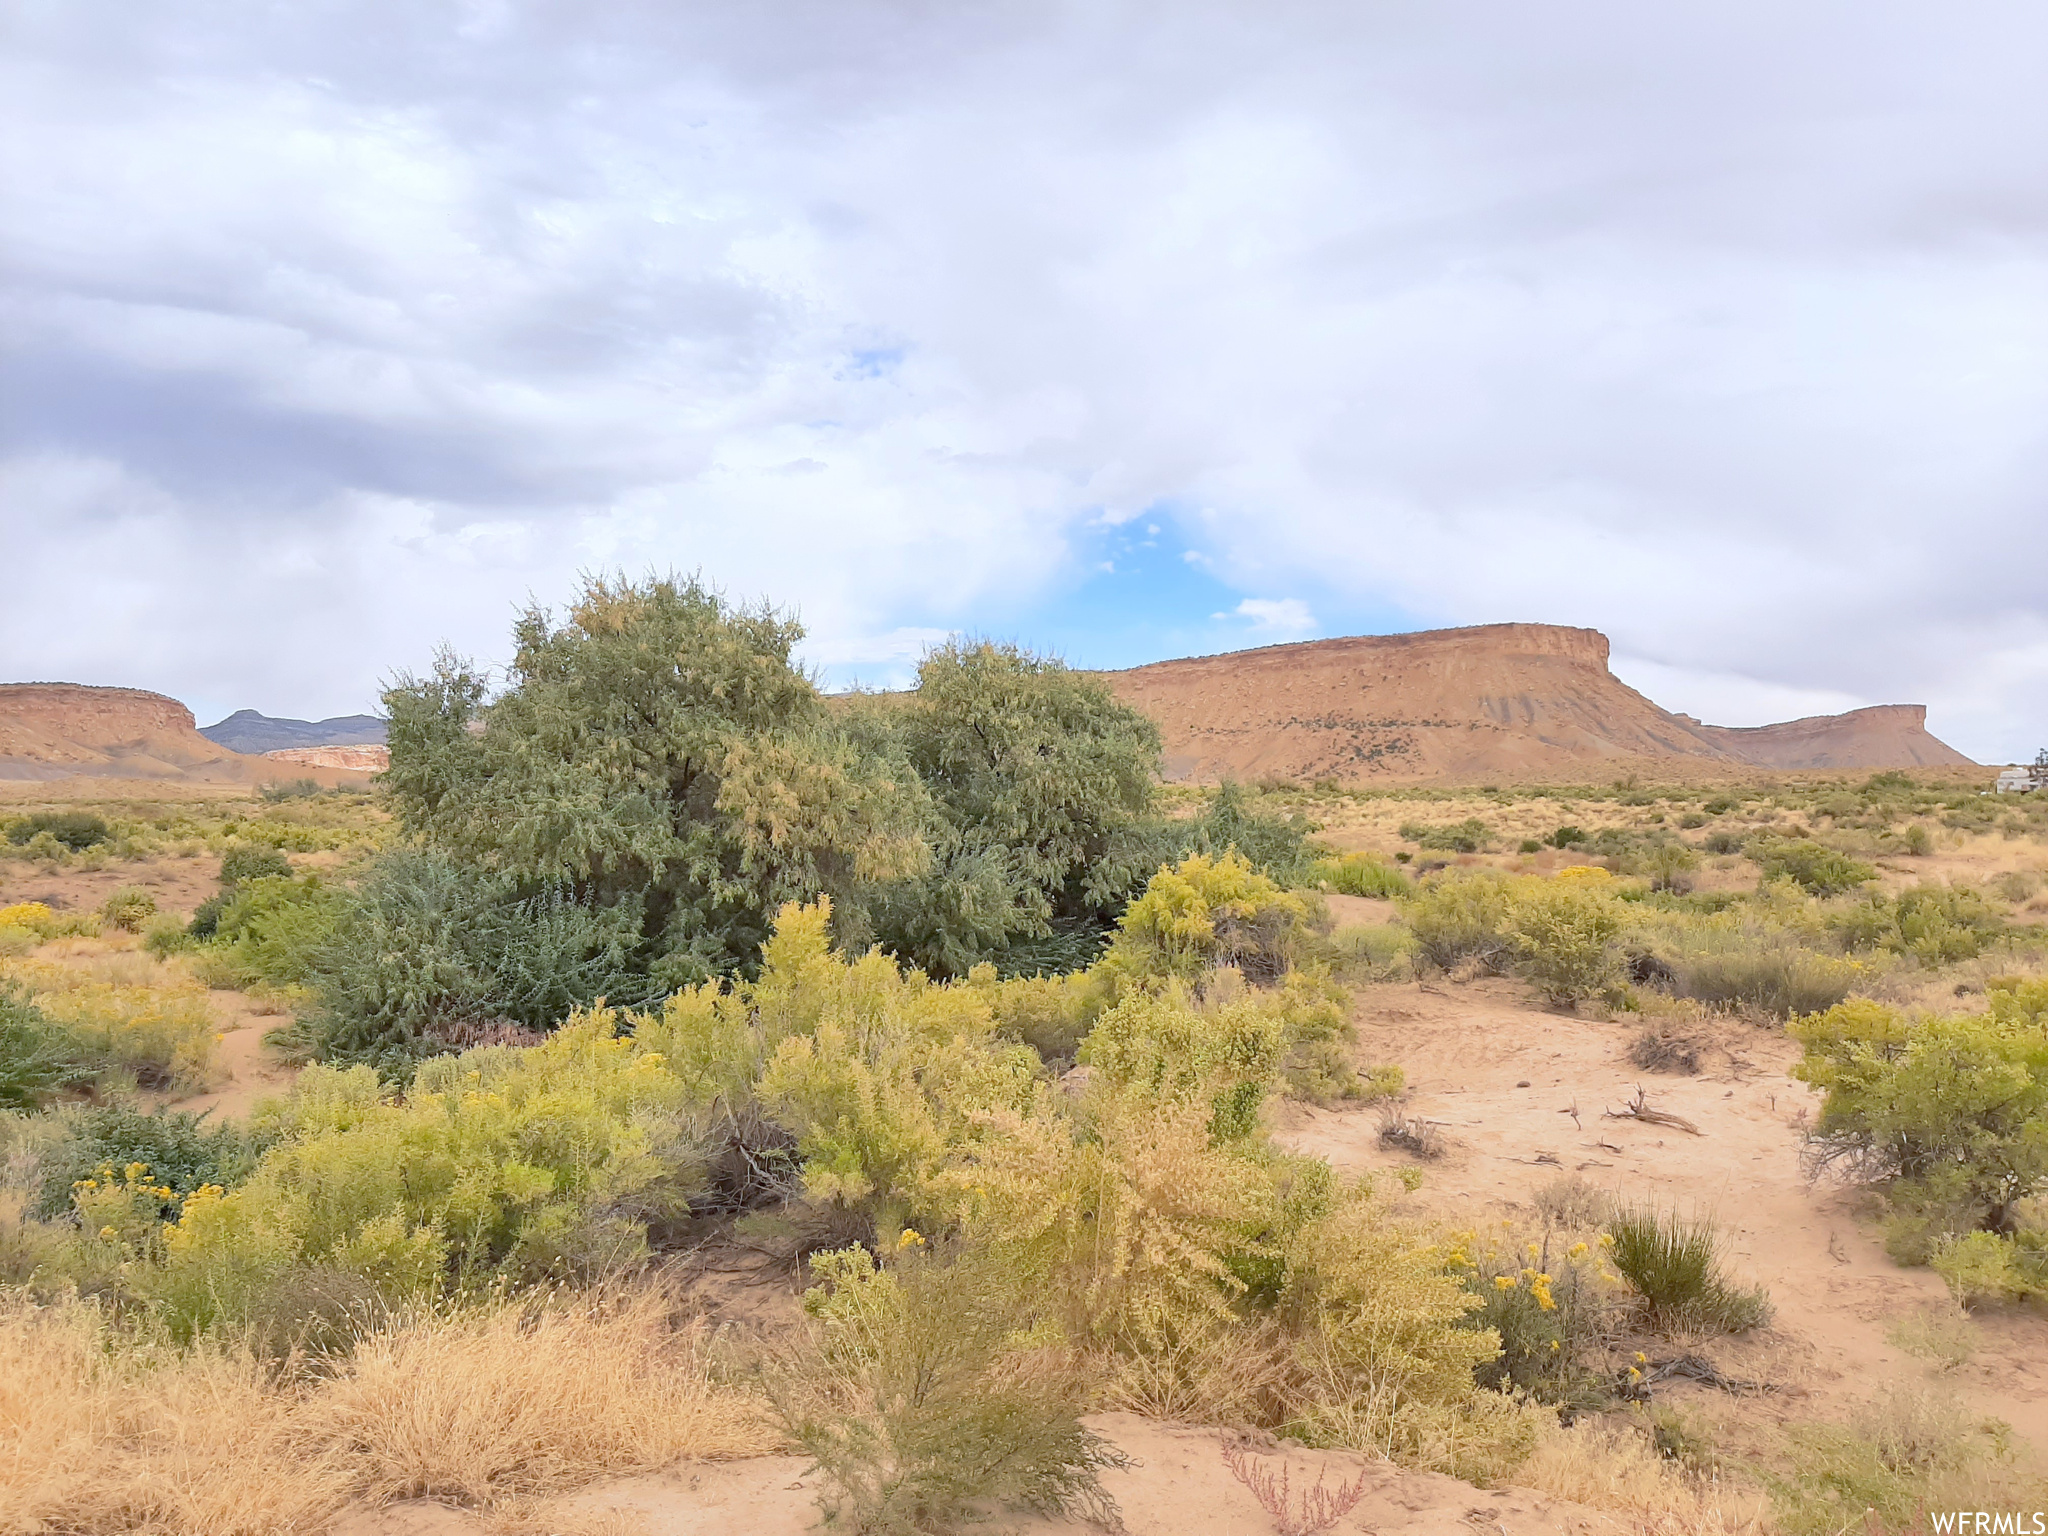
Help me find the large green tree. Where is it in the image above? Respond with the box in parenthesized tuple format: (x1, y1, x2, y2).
(382, 575, 930, 987)
(860, 640, 1164, 976)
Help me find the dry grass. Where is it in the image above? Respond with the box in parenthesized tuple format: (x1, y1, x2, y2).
(0, 1286, 776, 1535)
(1518, 1417, 1771, 1535)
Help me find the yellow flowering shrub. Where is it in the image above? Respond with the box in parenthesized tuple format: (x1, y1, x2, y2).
(151, 1009, 707, 1336)
(1452, 1224, 1618, 1406)
(1, 958, 217, 1092)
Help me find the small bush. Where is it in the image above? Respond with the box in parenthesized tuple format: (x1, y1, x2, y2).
(1311, 852, 1411, 899)
(31, 1104, 260, 1221)
(1667, 930, 1864, 1018)
(1376, 1109, 1444, 1160)
(140, 916, 194, 958)
(1546, 825, 1588, 848)
(1506, 880, 1625, 1006)
(764, 1244, 1126, 1535)
(0, 984, 87, 1109)
(1398, 818, 1490, 853)
(1753, 838, 1876, 896)
(1701, 829, 1745, 855)
(219, 843, 293, 887)
(1454, 1228, 1614, 1406)
(1400, 870, 1513, 972)
(1, 961, 217, 1093)
(260, 777, 324, 801)
(1532, 1174, 1610, 1230)
(1604, 1206, 1770, 1333)
(6, 812, 110, 851)
(98, 887, 157, 933)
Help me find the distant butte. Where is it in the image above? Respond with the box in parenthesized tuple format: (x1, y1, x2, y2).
(1096, 623, 1974, 783)
(0, 683, 378, 785)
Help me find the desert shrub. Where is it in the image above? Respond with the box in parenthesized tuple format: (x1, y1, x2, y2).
(259, 777, 324, 801)
(1701, 829, 1745, 855)
(1452, 1227, 1614, 1406)
(1771, 1384, 2035, 1536)
(1929, 1228, 2047, 1304)
(1, 960, 217, 1093)
(97, 888, 157, 933)
(1885, 1303, 1978, 1369)
(295, 850, 658, 1072)
(1315, 923, 1413, 985)
(383, 574, 933, 996)
(1832, 882, 2005, 966)
(0, 901, 94, 942)
(1546, 825, 1588, 848)
(1794, 984, 2048, 1253)
(1505, 879, 1626, 1006)
(147, 1011, 710, 1335)
(1094, 849, 1313, 991)
(1398, 818, 1490, 853)
(1664, 926, 1865, 1018)
(141, 915, 195, 958)
(6, 811, 110, 850)
(31, 1104, 261, 1221)
(1604, 1207, 1770, 1333)
(1633, 841, 1700, 894)
(1400, 869, 1514, 972)
(204, 874, 346, 989)
(0, 985, 86, 1109)
(1992, 869, 2043, 903)
(1312, 852, 1411, 898)
(765, 1244, 1125, 1535)
(1752, 838, 1875, 896)
(973, 966, 1096, 1062)
(1532, 1174, 1610, 1230)
(1166, 781, 1317, 886)
(219, 842, 293, 887)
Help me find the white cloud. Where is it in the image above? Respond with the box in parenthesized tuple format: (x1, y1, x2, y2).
(0, 3, 2043, 759)
(1218, 598, 1318, 639)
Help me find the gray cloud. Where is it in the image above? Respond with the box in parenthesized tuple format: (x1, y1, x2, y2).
(2, 1, 2043, 757)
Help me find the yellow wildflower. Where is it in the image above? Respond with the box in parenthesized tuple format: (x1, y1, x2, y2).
(1494, 1275, 1518, 1291)
(1568, 1241, 1589, 1259)
(896, 1228, 925, 1251)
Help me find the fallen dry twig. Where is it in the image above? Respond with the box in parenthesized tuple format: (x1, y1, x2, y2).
(1604, 1085, 1702, 1136)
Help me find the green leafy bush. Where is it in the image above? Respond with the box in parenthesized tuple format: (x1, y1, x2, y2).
(1095, 849, 1312, 990)
(219, 843, 293, 886)
(1794, 984, 2048, 1273)
(1400, 870, 1514, 971)
(1312, 851, 1411, 898)
(97, 888, 157, 933)
(1399, 818, 1491, 853)
(1453, 1226, 1614, 1406)
(6, 812, 109, 851)
(1753, 838, 1876, 896)
(1604, 1207, 1770, 1333)
(1506, 880, 1625, 1006)
(0, 985, 86, 1109)
(31, 1104, 261, 1221)
(1662, 925, 1865, 1018)
(764, 1244, 1126, 1535)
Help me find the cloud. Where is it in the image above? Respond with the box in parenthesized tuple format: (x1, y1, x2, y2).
(1219, 598, 1318, 639)
(1, 3, 2043, 757)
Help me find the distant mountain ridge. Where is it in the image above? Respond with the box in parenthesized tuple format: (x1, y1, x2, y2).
(200, 709, 388, 754)
(0, 684, 373, 785)
(1098, 624, 1974, 783)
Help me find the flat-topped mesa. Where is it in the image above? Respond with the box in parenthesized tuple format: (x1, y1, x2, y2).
(0, 682, 379, 784)
(1692, 704, 1974, 771)
(1097, 624, 1974, 783)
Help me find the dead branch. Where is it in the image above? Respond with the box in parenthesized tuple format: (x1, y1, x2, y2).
(1221, 1437, 1372, 1536)
(1604, 1085, 1702, 1136)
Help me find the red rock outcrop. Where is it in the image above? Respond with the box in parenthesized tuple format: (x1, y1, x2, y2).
(0, 683, 376, 784)
(1098, 625, 1974, 783)
(263, 744, 390, 771)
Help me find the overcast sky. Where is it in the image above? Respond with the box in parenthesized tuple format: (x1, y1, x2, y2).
(3, 2, 2044, 760)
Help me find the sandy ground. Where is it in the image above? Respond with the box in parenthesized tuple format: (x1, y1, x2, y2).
(1276, 976, 2048, 1455)
(329, 1413, 1621, 1536)
(0, 851, 224, 921)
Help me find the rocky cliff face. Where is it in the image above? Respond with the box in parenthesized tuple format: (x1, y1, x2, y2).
(1099, 625, 1973, 783)
(1690, 705, 1974, 770)
(0, 683, 377, 784)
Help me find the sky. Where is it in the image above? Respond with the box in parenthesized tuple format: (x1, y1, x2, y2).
(2, 2, 2044, 761)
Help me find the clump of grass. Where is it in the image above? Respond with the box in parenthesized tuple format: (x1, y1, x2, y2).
(1605, 1207, 1771, 1334)
(1376, 1109, 1445, 1160)
(1312, 852, 1411, 898)
(764, 1244, 1126, 1535)
(1532, 1174, 1611, 1231)
(1885, 1304, 1978, 1371)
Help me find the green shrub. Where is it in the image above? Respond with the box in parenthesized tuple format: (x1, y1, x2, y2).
(1400, 870, 1514, 971)
(219, 842, 293, 886)
(1753, 838, 1876, 896)
(1545, 825, 1587, 848)
(1398, 818, 1490, 853)
(0, 984, 86, 1109)
(1794, 985, 2048, 1252)
(259, 777, 324, 801)
(764, 1244, 1126, 1535)
(6, 811, 109, 851)
(141, 916, 194, 958)
(98, 887, 157, 933)
(1506, 881, 1625, 1006)
(1604, 1206, 1771, 1333)
(1312, 851, 1411, 898)
(1702, 829, 1744, 855)
(1632, 841, 1700, 894)
(1454, 1227, 1613, 1406)
(1667, 929, 1864, 1018)
(32, 1104, 261, 1221)
(1832, 883, 2003, 965)
(1094, 850, 1313, 990)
